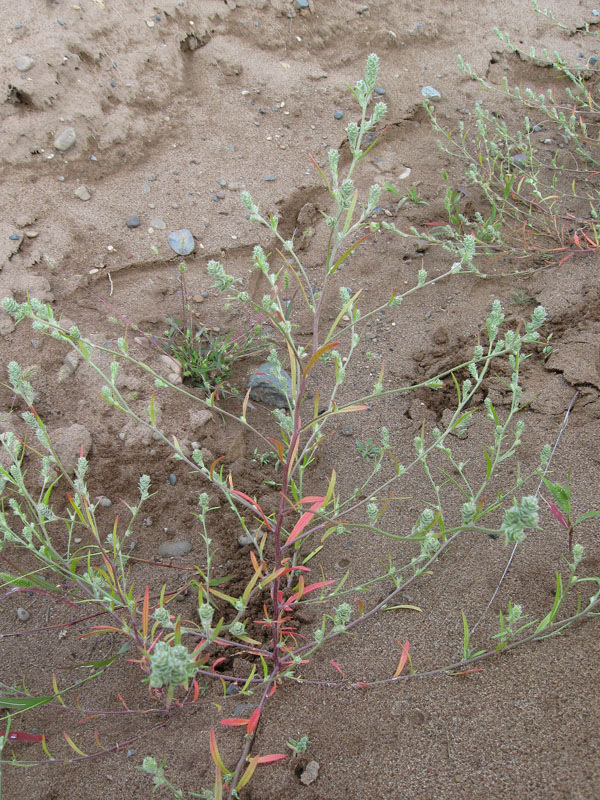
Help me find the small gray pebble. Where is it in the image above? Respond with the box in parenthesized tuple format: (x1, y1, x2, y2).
(300, 761, 320, 786)
(158, 540, 192, 558)
(334, 110, 344, 120)
(593, 9, 599, 16)
(263, 175, 276, 181)
(590, 56, 599, 65)
(74, 185, 91, 201)
(168, 228, 194, 255)
(169, 473, 177, 485)
(17, 607, 30, 622)
(238, 530, 254, 547)
(152, 432, 161, 440)
(374, 87, 386, 95)
(217, 178, 227, 187)
(421, 85, 441, 100)
(127, 749, 137, 758)
(295, 0, 309, 8)
(54, 127, 77, 151)
(530, 124, 543, 133)
(248, 362, 292, 408)
(126, 215, 140, 228)
(15, 55, 35, 72)
(144, 517, 153, 526)
(341, 426, 353, 436)
(146, 172, 157, 181)
(100, 496, 112, 507)
(9, 234, 20, 241)
(512, 153, 529, 167)
(543, 138, 553, 145)
(150, 218, 166, 230)
(215, 191, 226, 199)
(225, 683, 241, 696)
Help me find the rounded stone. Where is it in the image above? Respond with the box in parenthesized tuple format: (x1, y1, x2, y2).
(126, 215, 140, 229)
(168, 228, 194, 255)
(16, 607, 31, 622)
(15, 55, 35, 72)
(54, 127, 77, 151)
(421, 85, 441, 101)
(74, 185, 91, 201)
(150, 218, 166, 230)
(248, 362, 292, 408)
(158, 540, 192, 558)
(334, 110, 344, 120)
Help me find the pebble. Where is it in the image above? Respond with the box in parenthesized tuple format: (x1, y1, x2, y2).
(590, 56, 599, 65)
(168, 228, 194, 255)
(126, 215, 140, 228)
(158, 540, 192, 558)
(15, 55, 35, 72)
(9, 234, 20, 241)
(295, 0, 309, 8)
(248, 362, 292, 408)
(16, 607, 30, 622)
(593, 9, 599, 16)
(54, 126, 77, 151)
(217, 178, 227, 187)
(74, 185, 91, 201)
(168, 473, 177, 486)
(340, 426, 353, 436)
(238, 530, 254, 547)
(99, 496, 112, 507)
(263, 175, 276, 181)
(150, 217, 166, 230)
(421, 85, 441, 100)
(512, 153, 529, 167)
(334, 110, 344, 120)
(300, 761, 320, 786)
(374, 87, 386, 95)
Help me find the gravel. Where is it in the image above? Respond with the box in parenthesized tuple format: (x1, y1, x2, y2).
(248, 362, 292, 408)
(54, 127, 77, 151)
(74, 185, 91, 201)
(168, 228, 194, 255)
(15, 55, 35, 72)
(421, 85, 441, 100)
(158, 540, 192, 558)
(126, 215, 141, 228)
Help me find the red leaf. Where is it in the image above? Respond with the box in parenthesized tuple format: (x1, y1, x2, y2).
(247, 707, 260, 734)
(254, 753, 287, 764)
(329, 660, 345, 678)
(219, 718, 250, 727)
(392, 640, 410, 679)
(285, 497, 326, 546)
(0, 730, 44, 743)
(544, 497, 569, 530)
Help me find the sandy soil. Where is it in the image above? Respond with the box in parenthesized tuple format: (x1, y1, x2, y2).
(1, 1, 600, 798)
